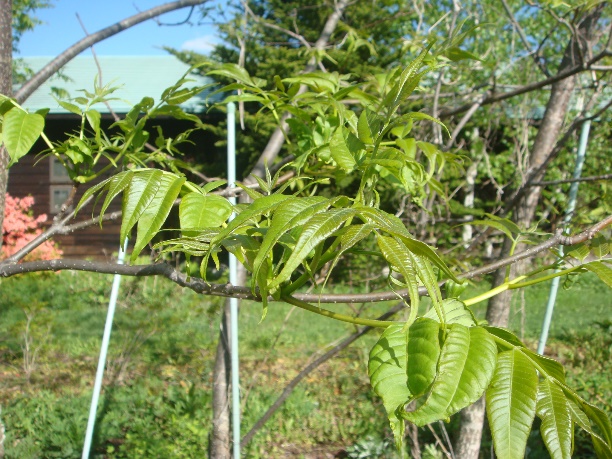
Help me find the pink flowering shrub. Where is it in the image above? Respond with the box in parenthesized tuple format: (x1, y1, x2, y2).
(2, 194, 63, 261)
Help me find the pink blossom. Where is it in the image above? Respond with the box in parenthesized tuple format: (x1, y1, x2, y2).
(2, 193, 63, 261)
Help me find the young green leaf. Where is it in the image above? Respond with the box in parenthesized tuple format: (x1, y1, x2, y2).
(368, 324, 411, 450)
(120, 169, 164, 245)
(487, 349, 538, 459)
(329, 127, 356, 172)
(585, 261, 612, 288)
(405, 318, 440, 397)
(403, 323, 496, 425)
(99, 170, 135, 223)
(424, 299, 476, 326)
(179, 193, 233, 236)
(537, 379, 572, 459)
(268, 207, 358, 291)
(252, 196, 330, 294)
(377, 234, 421, 318)
(3, 108, 45, 166)
(132, 173, 186, 260)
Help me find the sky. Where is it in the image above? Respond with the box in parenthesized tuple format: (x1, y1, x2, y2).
(16, 0, 225, 57)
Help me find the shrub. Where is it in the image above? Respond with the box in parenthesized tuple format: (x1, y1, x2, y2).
(1, 194, 62, 261)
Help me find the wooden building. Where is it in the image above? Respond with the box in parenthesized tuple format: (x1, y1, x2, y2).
(9, 56, 222, 259)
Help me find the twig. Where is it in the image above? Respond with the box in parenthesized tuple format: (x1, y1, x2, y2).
(500, 0, 549, 77)
(530, 173, 612, 187)
(439, 49, 612, 119)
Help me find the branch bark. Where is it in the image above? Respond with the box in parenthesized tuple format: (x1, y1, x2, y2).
(2, 214, 610, 300)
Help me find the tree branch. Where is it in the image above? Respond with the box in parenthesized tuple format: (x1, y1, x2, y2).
(14, 0, 210, 104)
(241, 300, 405, 446)
(2, 214, 610, 302)
(530, 173, 612, 187)
(500, 0, 550, 77)
(439, 50, 611, 119)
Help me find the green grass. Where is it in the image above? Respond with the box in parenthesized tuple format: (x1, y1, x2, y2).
(0, 270, 610, 458)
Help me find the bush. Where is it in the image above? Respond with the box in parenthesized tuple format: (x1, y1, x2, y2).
(1, 194, 62, 261)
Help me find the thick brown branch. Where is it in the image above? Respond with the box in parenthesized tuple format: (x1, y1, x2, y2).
(2, 214, 610, 302)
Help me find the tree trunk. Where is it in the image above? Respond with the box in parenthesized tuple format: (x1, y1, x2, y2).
(0, 2, 11, 455)
(453, 6, 604, 458)
(0, 0, 12, 249)
(210, 304, 232, 458)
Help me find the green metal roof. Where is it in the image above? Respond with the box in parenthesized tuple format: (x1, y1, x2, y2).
(19, 56, 217, 114)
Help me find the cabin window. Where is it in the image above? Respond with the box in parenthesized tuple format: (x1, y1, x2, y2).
(49, 157, 71, 183)
(50, 185, 73, 214)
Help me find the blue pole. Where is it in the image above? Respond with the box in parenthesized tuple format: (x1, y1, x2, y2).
(227, 102, 241, 459)
(82, 239, 128, 458)
(537, 119, 591, 354)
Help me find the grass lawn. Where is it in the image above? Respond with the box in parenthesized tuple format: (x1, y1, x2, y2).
(0, 269, 610, 458)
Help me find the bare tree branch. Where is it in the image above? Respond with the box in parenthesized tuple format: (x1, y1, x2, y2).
(2, 214, 610, 302)
(14, 0, 210, 104)
(500, 0, 550, 77)
(439, 50, 611, 119)
(530, 173, 612, 187)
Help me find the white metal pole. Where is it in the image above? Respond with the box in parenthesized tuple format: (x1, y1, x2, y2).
(227, 102, 241, 458)
(82, 239, 127, 459)
(537, 119, 591, 354)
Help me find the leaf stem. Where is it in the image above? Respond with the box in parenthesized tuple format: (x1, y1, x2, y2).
(282, 295, 397, 328)
(463, 275, 528, 306)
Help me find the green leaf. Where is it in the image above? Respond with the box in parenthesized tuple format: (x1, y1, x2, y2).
(201, 179, 227, 194)
(358, 110, 373, 144)
(377, 234, 421, 316)
(210, 194, 291, 247)
(132, 173, 186, 260)
(537, 379, 572, 459)
(120, 169, 164, 245)
(487, 349, 538, 459)
(424, 298, 476, 326)
(85, 109, 101, 135)
(208, 64, 258, 87)
(179, 193, 233, 235)
(75, 175, 114, 215)
(585, 261, 612, 288)
(55, 99, 82, 115)
(3, 108, 45, 166)
(444, 46, 482, 62)
(357, 206, 459, 282)
(329, 128, 357, 172)
(368, 324, 411, 450)
(523, 349, 566, 384)
(485, 327, 566, 383)
(406, 318, 440, 397)
(252, 197, 330, 294)
(568, 399, 612, 458)
(269, 208, 358, 291)
(403, 323, 496, 425)
(100, 171, 134, 223)
(471, 214, 521, 240)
